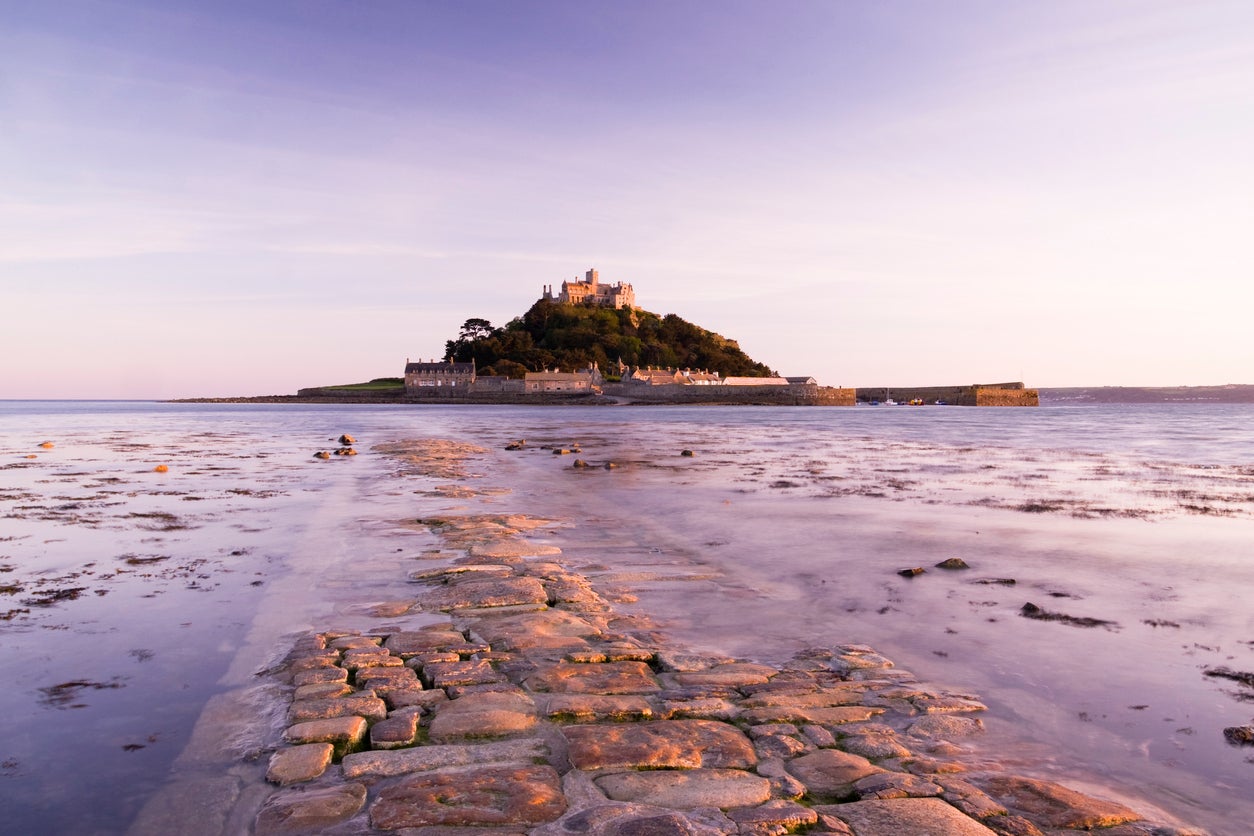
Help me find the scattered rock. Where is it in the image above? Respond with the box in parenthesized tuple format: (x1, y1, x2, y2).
(39, 441, 55, 449)
(572, 459, 590, 468)
(312, 451, 331, 460)
(506, 439, 526, 450)
(973, 577, 1016, 585)
(564, 719, 756, 770)
(427, 689, 538, 742)
(1223, 725, 1254, 745)
(785, 748, 884, 801)
(817, 797, 997, 835)
(898, 567, 926, 578)
(935, 557, 970, 570)
(153, 464, 169, 473)
(1203, 667, 1254, 689)
(338, 434, 355, 445)
(681, 450, 695, 457)
(1019, 602, 1117, 629)
(979, 775, 1141, 829)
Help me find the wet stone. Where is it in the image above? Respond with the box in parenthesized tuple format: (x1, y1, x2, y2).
(355, 666, 419, 689)
(385, 629, 483, 657)
(284, 715, 368, 754)
(727, 799, 820, 835)
(655, 697, 739, 721)
(786, 748, 884, 801)
(840, 731, 913, 760)
(564, 719, 756, 771)
(293, 681, 352, 701)
(342, 737, 549, 779)
(369, 712, 419, 749)
(526, 661, 661, 694)
(740, 683, 867, 709)
(741, 705, 882, 726)
(342, 648, 402, 670)
(595, 768, 772, 810)
(911, 695, 987, 714)
(369, 763, 566, 829)
(533, 803, 730, 836)
(980, 775, 1142, 830)
(854, 772, 944, 800)
(423, 658, 505, 689)
(671, 662, 778, 688)
(420, 575, 550, 611)
(817, 797, 997, 835)
(288, 694, 387, 723)
(328, 635, 381, 650)
(545, 694, 655, 722)
(427, 690, 538, 742)
(266, 743, 333, 786)
(908, 714, 986, 739)
(254, 782, 368, 834)
(292, 666, 348, 687)
(938, 777, 1008, 819)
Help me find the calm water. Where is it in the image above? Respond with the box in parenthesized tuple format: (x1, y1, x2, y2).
(1, 400, 1252, 834)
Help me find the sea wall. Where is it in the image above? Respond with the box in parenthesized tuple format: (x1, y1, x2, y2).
(856, 382, 1039, 407)
(606, 383, 856, 406)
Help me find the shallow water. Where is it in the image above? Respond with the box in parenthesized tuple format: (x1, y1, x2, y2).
(2, 401, 1252, 834)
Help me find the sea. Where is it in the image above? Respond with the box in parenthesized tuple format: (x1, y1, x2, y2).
(1, 400, 1252, 835)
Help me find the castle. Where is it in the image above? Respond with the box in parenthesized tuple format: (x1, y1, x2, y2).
(542, 268, 635, 309)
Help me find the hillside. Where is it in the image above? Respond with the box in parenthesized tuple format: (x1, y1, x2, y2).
(443, 299, 775, 379)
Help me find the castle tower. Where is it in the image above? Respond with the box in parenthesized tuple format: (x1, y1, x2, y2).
(586, 268, 599, 288)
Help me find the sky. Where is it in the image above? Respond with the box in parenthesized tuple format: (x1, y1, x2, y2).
(3, 0, 1253, 398)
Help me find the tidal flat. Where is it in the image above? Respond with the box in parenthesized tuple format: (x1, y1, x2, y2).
(1, 401, 1252, 834)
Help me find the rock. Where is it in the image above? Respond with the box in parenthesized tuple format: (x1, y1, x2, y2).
(755, 733, 810, 759)
(254, 783, 367, 834)
(1019, 602, 1117, 629)
(526, 661, 661, 694)
(427, 690, 538, 742)
(785, 748, 884, 801)
(533, 804, 729, 836)
(728, 799, 818, 835)
(573, 459, 590, 468)
(908, 714, 985, 739)
(1224, 725, 1254, 745)
(419, 575, 550, 611)
(333, 446, 356, 456)
(840, 731, 912, 760)
(897, 567, 926, 577)
(384, 628, 483, 657)
(554, 448, 571, 455)
(741, 683, 867, 709)
(595, 768, 772, 809)
(937, 777, 1008, 819)
(292, 681, 352, 701)
(564, 719, 757, 770)
(338, 434, 355, 444)
(313, 451, 331, 460)
(291, 666, 348, 687)
(604, 462, 618, 469)
(153, 464, 168, 473)
(816, 797, 997, 835)
(672, 662, 777, 688)
(369, 764, 566, 829)
(284, 716, 367, 754)
(369, 712, 419, 749)
(266, 743, 333, 785)
(740, 705, 882, 726)
(853, 772, 943, 800)
(935, 557, 970, 570)
(355, 666, 419, 690)
(422, 658, 506, 689)
(979, 775, 1142, 829)
(342, 737, 550, 779)
(287, 694, 387, 723)
(681, 450, 695, 457)
(545, 694, 655, 722)
(656, 697, 740, 721)
(505, 440, 525, 450)
(973, 577, 1017, 585)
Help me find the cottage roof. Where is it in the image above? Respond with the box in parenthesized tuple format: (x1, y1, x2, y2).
(786, 376, 817, 385)
(405, 361, 476, 374)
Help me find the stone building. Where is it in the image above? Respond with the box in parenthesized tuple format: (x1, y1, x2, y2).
(542, 268, 636, 310)
(404, 359, 476, 394)
(524, 365, 604, 393)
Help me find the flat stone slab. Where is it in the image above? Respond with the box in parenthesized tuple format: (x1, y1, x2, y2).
(564, 719, 756, 770)
(671, 662, 777, 688)
(595, 768, 771, 809)
(727, 799, 820, 833)
(427, 690, 538, 742)
(284, 716, 367, 753)
(526, 661, 661, 694)
(355, 666, 419, 689)
(469, 541, 562, 558)
(545, 694, 654, 722)
(816, 797, 997, 835)
(423, 658, 506, 689)
(532, 803, 730, 836)
(740, 683, 868, 709)
(421, 576, 549, 611)
(979, 775, 1142, 829)
(369, 712, 419, 749)
(786, 748, 885, 801)
(266, 743, 333, 786)
(384, 628, 485, 657)
(741, 705, 882, 725)
(255, 782, 368, 834)
(342, 738, 549, 779)
(469, 609, 605, 650)
(369, 763, 566, 829)
(288, 694, 387, 723)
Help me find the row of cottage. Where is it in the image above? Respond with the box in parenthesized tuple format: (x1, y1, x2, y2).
(403, 360, 815, 395)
